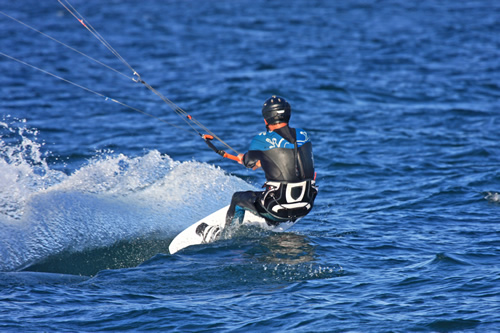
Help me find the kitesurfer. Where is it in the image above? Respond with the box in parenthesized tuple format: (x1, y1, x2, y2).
(225, 96, 318, 227)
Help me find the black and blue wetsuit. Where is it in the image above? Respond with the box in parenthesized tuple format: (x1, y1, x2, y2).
(225, 125, 317, 227)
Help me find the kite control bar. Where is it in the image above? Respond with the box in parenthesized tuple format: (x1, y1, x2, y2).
(202, 134, 242, 163)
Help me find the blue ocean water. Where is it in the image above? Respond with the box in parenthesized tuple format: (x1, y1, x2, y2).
(1, 0, 500, 331)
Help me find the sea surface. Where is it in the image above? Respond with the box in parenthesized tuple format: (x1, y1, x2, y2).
(1, 0, 500, 332)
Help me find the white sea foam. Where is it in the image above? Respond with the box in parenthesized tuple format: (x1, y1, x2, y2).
(484, 191, 500, 203)
(0, 121, 254, 271)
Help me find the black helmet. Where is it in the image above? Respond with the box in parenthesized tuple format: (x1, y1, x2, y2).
(262, 95, 291, 125)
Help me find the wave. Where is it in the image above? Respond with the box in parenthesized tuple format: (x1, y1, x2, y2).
(484, 191, 500, 203)
(0, 120, 253, 272)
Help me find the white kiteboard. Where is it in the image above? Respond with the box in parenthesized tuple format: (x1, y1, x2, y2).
(168, 205, 298, 254)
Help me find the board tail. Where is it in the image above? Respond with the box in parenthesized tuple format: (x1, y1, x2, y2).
(169, 205, 300, 254)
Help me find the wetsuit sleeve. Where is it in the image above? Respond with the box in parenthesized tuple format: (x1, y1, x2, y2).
(241, 133, 267, 168)
(242, 150, 260, 168)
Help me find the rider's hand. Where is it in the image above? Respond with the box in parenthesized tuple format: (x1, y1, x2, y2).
(237, 154, 244, 164)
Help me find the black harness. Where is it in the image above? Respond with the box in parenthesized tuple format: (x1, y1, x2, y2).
(258, 179, 318, 224)
(257, 129, 318, 224)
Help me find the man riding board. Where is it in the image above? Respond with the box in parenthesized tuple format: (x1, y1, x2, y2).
(225, 95, 318, 227)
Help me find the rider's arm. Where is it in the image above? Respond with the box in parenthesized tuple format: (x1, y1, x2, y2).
(240, 151, 261, 170)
